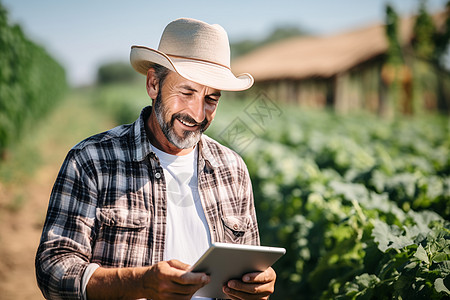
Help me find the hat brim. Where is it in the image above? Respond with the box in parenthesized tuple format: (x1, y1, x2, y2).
(130, 46, 254, 91)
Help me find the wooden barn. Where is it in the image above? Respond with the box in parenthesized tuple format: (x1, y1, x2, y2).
(231, 13, 449, 115)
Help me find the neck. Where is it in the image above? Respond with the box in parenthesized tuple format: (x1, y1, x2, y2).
(145, 108, 195, 156)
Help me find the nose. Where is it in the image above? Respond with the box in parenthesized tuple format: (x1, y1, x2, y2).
(189, 95, 206, 123)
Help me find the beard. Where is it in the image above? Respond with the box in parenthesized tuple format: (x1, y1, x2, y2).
(153, 90, 208, 149)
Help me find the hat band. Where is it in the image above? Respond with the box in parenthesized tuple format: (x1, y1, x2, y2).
(166, 54, 231, 71)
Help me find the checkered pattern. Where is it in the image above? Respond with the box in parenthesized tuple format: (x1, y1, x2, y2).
(35, 106, 260, 300)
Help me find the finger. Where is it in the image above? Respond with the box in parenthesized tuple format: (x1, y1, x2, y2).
(177, 271, 210, 286)
(169, 280, 206, 296)
(145, 274, 195, 297)
(242, 267, 276, 283)
(160, 275, 208, 296)
(223, 284, 271, 300)
(226, 280, 273, 296)
(168, 259, 191, 271)
(223, 286, 243, 300)
(159, 261, 209, 286)
(166, 260, 209, 284)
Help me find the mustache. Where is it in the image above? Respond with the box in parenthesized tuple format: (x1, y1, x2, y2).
(172, 113, 208, 129)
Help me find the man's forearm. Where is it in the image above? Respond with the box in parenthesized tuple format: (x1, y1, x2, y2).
(86, 266, 147, 300)
(86, 260, 210, 300)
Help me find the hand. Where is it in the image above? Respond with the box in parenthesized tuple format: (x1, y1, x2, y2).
(223, 267, 276, 300)
(142, 259, 210, 300)
(86, 260, 209, 300)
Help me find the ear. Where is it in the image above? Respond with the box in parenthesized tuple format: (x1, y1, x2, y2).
(146, 68, 159, 100)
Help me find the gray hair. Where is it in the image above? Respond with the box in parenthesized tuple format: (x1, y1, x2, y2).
(150, 63, 170, 87)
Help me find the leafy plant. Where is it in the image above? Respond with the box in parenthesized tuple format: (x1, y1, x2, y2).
(210, 100, 449, 299)
(92, 89, 449, 299)
(0, 1, 67, 156)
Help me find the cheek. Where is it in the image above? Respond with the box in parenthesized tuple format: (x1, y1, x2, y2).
(163, 94, 181, 108)
(160, 95, 183, 117)
(206, 107, 217, 122)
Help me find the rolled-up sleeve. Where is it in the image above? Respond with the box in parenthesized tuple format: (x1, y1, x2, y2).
(36, 149, 98, 300)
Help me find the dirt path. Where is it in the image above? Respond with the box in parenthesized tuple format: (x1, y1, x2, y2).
(0, 91, 116, 299)
(0, 161, 58, 299)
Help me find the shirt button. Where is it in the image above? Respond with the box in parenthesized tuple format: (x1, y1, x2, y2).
(155, 172, 161, 179)
(233, 224, 239, 230)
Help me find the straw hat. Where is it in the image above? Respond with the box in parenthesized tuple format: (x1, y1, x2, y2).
(130, 18, 254, 91)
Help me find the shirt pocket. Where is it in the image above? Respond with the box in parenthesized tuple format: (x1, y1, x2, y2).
(221, 215, 251, 243)
(93, 208, 150, 267)
(96, 208, 149, 229)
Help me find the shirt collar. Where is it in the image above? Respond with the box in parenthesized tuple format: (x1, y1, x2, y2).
(198, 135, 221, 169)
(132, 106, 155, 162)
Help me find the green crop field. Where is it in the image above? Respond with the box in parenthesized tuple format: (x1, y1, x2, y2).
(211, 94, 450, 299)
(0, 5, 67, 156)
(93, 83, 450, 299)
(1, 73, 448, 298)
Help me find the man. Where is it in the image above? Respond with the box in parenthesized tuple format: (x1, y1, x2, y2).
(36, 18, 276, 300)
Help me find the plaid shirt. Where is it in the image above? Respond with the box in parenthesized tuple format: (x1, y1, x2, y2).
(35, 106, 260, 300)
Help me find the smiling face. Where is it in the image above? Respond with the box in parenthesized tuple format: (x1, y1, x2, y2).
(146, 68, 221, 155)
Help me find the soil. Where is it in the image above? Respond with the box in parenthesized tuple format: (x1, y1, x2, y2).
(0, 164, 56, 299)
(0, 95, 116, 299)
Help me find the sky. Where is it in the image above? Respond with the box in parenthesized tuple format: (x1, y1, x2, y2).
(2, 0, 448, 86)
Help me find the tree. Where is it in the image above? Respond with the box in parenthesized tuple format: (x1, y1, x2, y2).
(381, 4, 409, 117)
(412, 0, 450, 113)
(230, 25, 308, 59)
(97, 61, 139, 85)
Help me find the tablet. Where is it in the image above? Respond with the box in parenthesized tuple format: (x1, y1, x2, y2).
(190, 242, 286, 299)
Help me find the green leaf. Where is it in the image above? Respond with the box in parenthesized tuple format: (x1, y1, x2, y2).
(355, 273, 380, 288)
(404, 261, 418, 270)
(414, 244, 430, 264)
(434, 278, 450, 295)
(341, 274, 380, 299)
(433, 252, 449, 263)
(437, 260, 450, 275)
(372, 220, 414, 252)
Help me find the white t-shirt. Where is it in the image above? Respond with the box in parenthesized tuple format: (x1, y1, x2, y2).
(152, 145, 212, 300)
(151, 145, 211, 264)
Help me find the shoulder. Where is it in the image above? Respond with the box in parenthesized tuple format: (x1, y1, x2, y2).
(55, 124, 135, 184)
(66, 123, 135, 167)
(73, 124, 132, 151)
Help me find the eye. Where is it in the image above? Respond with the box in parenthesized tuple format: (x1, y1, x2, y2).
(205, 96, 219, 104)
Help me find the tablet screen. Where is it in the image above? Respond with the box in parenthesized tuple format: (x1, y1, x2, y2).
(190, 242, 286, 299)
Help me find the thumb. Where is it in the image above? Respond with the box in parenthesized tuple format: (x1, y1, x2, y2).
(167, 260, 210, 285)
(167, 259, 191, 271)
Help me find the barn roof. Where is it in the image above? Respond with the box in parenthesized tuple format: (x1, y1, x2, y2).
(231, 12, 446, 81)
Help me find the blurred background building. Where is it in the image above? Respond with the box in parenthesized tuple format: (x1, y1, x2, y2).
(232, 6, 450, 116)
